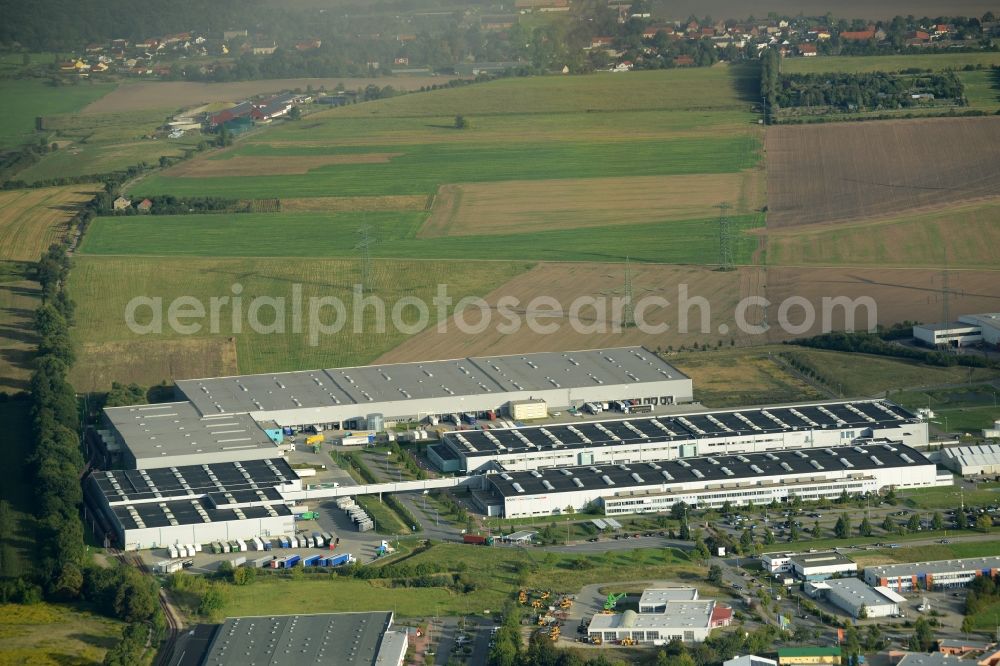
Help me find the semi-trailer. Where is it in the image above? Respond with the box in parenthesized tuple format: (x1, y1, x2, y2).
(305, 535, 315, 548)
(221, 541, 231, 553)
(463, 534, 494, 546)
(270, 557, 286, 569)
(283, 555, 301, 568)
(231, 556, 247, 568)
(263, 539, 273, 551)
(313, 532, 325, 548)
(279, 535, 290, 548)
(229, 540, 241, 552)
(168, 545, 178, 559)
(303, 555, 323, 566)
(326, 553, 353, 567)
(252, 556, 273, 568)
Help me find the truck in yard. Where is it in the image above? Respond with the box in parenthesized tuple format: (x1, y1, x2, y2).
(305, 434, 324, 446)
(463, 534, 494, 546)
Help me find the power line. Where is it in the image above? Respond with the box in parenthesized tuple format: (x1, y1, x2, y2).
(354, 223, 376, 294)
(718, 202, 735, 272)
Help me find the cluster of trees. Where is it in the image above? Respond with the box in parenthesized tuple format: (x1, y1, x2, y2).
(789, 331, 998, 368)
(29, 244, 86, 594)
(84, 564, 165, 665)
(773, 71, 964, 111)
(964, 572, 1000, 632)
(116, 195, 241, 216)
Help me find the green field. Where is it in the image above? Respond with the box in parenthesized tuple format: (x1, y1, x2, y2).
(959, 69, 1000, 111)
(78, 210, 761, 265)
(0, 79, 114, 150)
(0, 403, 35, 579)
(897, 480, 1000, 510)
(218, 542, 700, 618)
(781, 348, 1000, 398)
(892, 384, 1000, 433)
(782, 52, 1000, 74)
(67, 255, 530, 378)
(0, 602, 122, 666)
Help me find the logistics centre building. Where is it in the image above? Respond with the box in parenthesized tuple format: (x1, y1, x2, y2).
(432, 399, 928, 473)
(478, 440, 945, 519)
(175, 346, 692, 428)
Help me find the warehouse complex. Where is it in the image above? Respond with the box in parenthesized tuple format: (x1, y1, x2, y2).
(476, 441, 945, 519)
(169, 611, 407, 666)
(432, 399, 927, 473)
(588, 593, 732, 644)
(864, 556, 1000, 591)
(805, 577, 905, 618)
(85, 458, 301, 550)
(175, 346, 691, 429)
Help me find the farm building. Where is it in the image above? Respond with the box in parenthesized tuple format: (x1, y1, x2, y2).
(805, 577, 904, 618)
(431, 399, 929, 473)
(588, 597, 731, 644)
(864, 556, 1000, 592)
(790, 551, 858, 581)
(101, 401, 286, 469)
(85, 458, 301, 550)
(174, 347, 691, 430)
(940, 444, 1000, 476)
(475, 441, 945, 519)
(174, 611, 407, 666)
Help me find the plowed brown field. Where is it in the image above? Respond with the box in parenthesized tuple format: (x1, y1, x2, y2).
(375, 262, 1000, 362)
(765, 117, 1000, 229)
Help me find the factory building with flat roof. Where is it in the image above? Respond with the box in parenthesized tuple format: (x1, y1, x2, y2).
(175, 346, 691, 428)
(790, 551, 858, 581)
(432, 399, 927, 473)
(85, 458, 301, 550)
(102, 401, 286, 469)
(169, 611, 407, 666)
(476, 441, 945, 519)
(864, 556, 1000, 592)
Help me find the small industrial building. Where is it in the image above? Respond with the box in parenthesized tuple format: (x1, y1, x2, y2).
(477, 441, 945, 519)
(761, 552, 794, 575)
(588, 598, 732, 644)
(805, 577, 904, 618)
(101, 401, 285, 469)
(172, 611, 407, 666)
(433, 399, 927, 473)
(913, 322, 983, 348)
(938, 639, 994, 656)
(790, 551, 858, 581)
(941, 444, 1000, 476)
(864, 556, 1000, 591)
(85, 458, 301, 550)
(959, 313, 1000, 346)
(778, 647, 841, 666)
(638, 587, 699, 612)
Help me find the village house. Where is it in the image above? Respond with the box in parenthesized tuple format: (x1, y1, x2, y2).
(798, 43, 818, 56)
(113, 197, 132, 211)
(136, 199, 153, 213)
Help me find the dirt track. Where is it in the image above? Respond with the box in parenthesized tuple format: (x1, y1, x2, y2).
(765, 117, 1000, 229)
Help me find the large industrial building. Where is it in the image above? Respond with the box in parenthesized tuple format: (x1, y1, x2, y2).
(431, 399, 927, 473)
(175, 346, 691, 429)
(864, 556, 1000, 591)
(475, 441, 946, 519)
(169, 611, 408, 666)
(805, 577, 905, 618)
(913, 313, 1000, 348)
(85, 458, 301, 550)
(588, 596, 732, 644)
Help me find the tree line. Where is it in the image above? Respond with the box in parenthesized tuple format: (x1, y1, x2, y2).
(772, 71, 964, 111)
(787, 331, 998, 368)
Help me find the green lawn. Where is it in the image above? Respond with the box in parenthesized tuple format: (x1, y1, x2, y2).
(66, 255, 530, 377)
(892, 384, 1000, 433)
(899, 483, 1000, 510)
(0, 79, 114, 150)
(0, 403, 36, 578)
(781, 52, 1000, 74)
(79, 210, 762, 265)
(959, 69, 1000, 111)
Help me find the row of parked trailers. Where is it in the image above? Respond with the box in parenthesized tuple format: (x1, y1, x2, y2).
(166, 531, 338, 560)
(336, 496, 374, 531)
(264, 552, 356, 569)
